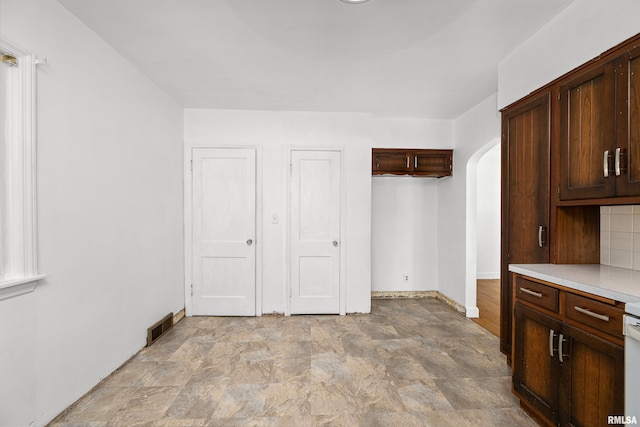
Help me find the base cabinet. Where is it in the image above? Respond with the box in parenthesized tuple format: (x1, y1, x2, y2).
(561, 322, 624, 427)
(513, 303, 562, 424)
(512, 276, 624, 427)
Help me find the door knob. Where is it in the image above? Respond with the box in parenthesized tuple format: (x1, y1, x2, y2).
(247, 239, 253, 245)
(333, 240, 338, 247)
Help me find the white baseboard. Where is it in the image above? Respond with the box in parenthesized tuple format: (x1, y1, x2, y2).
(465, 306, 480, 318)
(476, 273, 500, 280)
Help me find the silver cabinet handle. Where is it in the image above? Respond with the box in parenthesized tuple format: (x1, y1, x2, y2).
(538, 226, 543, 248)
(538, 225, 545, 248)
(549, 329, 556, 358)
(333, 240, 338, 247)
(615, 147, 622, 176)
(246, 239, 253, 245)
(520, 287, 543, 298)
(414, 157, 418, 168)
(604, 150, 610, 177)
(406, 156, 409, 169)
(574, 306, 610, 322)
(559, 334, 566, 363)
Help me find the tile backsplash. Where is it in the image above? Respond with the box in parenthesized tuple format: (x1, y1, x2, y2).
(600, 205, 640, 270)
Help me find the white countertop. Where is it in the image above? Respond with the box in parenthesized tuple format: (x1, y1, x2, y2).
(626, 301, 640, 317)
(509, 264, 640, 308)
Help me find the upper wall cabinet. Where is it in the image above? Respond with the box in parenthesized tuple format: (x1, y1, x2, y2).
(372, 149, 453, 177)
(614, 45, 640, 196)
(559, 44, 640, 200)
(559, 62, 616, 200)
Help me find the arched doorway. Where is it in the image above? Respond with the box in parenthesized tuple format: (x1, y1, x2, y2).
(464, 138, 500, 335)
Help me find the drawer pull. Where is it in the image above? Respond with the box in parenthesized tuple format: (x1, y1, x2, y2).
(574, 306, 610, 322)
(520, 287, 543, 298)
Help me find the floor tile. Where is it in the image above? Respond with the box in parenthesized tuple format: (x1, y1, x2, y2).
(49, 298, 535, 427)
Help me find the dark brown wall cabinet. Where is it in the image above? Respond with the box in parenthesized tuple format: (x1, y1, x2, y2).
(512, 275, 624, 426)
(501, 33, 640, 358)
(559, 44, 640, 200)
(372, 149, 452, 177)
(502, 34, 640, 423)
(500, 92, 550, 357)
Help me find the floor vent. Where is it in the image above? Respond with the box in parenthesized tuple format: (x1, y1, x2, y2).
(147, 312, 174, 347)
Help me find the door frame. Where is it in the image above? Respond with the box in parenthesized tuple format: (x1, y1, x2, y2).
(184, 144, 263, 316)
(284, 147, 347, 316)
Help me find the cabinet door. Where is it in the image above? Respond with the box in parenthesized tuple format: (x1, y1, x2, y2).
(559, 323, 624, 427)
(372, 149, 411, 175)
(615, 46, 640, 196)
(500, 93, 550, 357)
(413, 150, 452, 177)
(513, 302, 562, 424)
(559, 62, 616, 200)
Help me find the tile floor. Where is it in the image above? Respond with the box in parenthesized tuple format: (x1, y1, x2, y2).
(50, 298, 537, 427)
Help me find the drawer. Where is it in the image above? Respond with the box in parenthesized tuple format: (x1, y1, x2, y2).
(565, 293, 623, 339)
(515, 276, 559, 312)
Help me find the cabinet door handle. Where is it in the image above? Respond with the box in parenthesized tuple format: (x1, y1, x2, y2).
(559, 334, 567, 363)
(414, 157, 418, 168)
(615, 147, 621, 176)
(406, 156, 410, 169)
(520, 287, 543, 298)
(538, 225, 545, 248)
(604, 150, 610, 177)
(549, 329, 556, 358)
(574, 306, 610, 322)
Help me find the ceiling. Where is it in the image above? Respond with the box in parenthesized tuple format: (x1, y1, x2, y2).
(59, 0, 574, 119)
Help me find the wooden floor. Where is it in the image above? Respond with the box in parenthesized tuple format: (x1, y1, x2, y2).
(472, 279, 500, 337)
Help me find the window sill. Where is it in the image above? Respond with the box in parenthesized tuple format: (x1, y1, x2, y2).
(0, 274, 46, 301)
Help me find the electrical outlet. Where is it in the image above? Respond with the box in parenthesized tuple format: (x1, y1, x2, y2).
(403, 274, 409, 282)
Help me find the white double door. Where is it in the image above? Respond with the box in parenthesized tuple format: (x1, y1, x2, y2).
(192, 148, 256, 316)
(191, 147, 342, 316)
(289, 150, 342, 315)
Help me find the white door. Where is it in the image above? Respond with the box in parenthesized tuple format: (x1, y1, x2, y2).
(290, 150, 341, 314)
(192, 148, 256, 316)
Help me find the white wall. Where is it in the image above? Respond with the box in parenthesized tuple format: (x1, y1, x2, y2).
(184, 112, 455, 310)
(184, 109, 372, 315)
(440, 94, 501, 316)
(0, 1, 184, 426)
(370, 118, 453, 292)
(498, 0, 640, 109)
(371, 177, 439, 291)
(476, 143, 501, 279)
